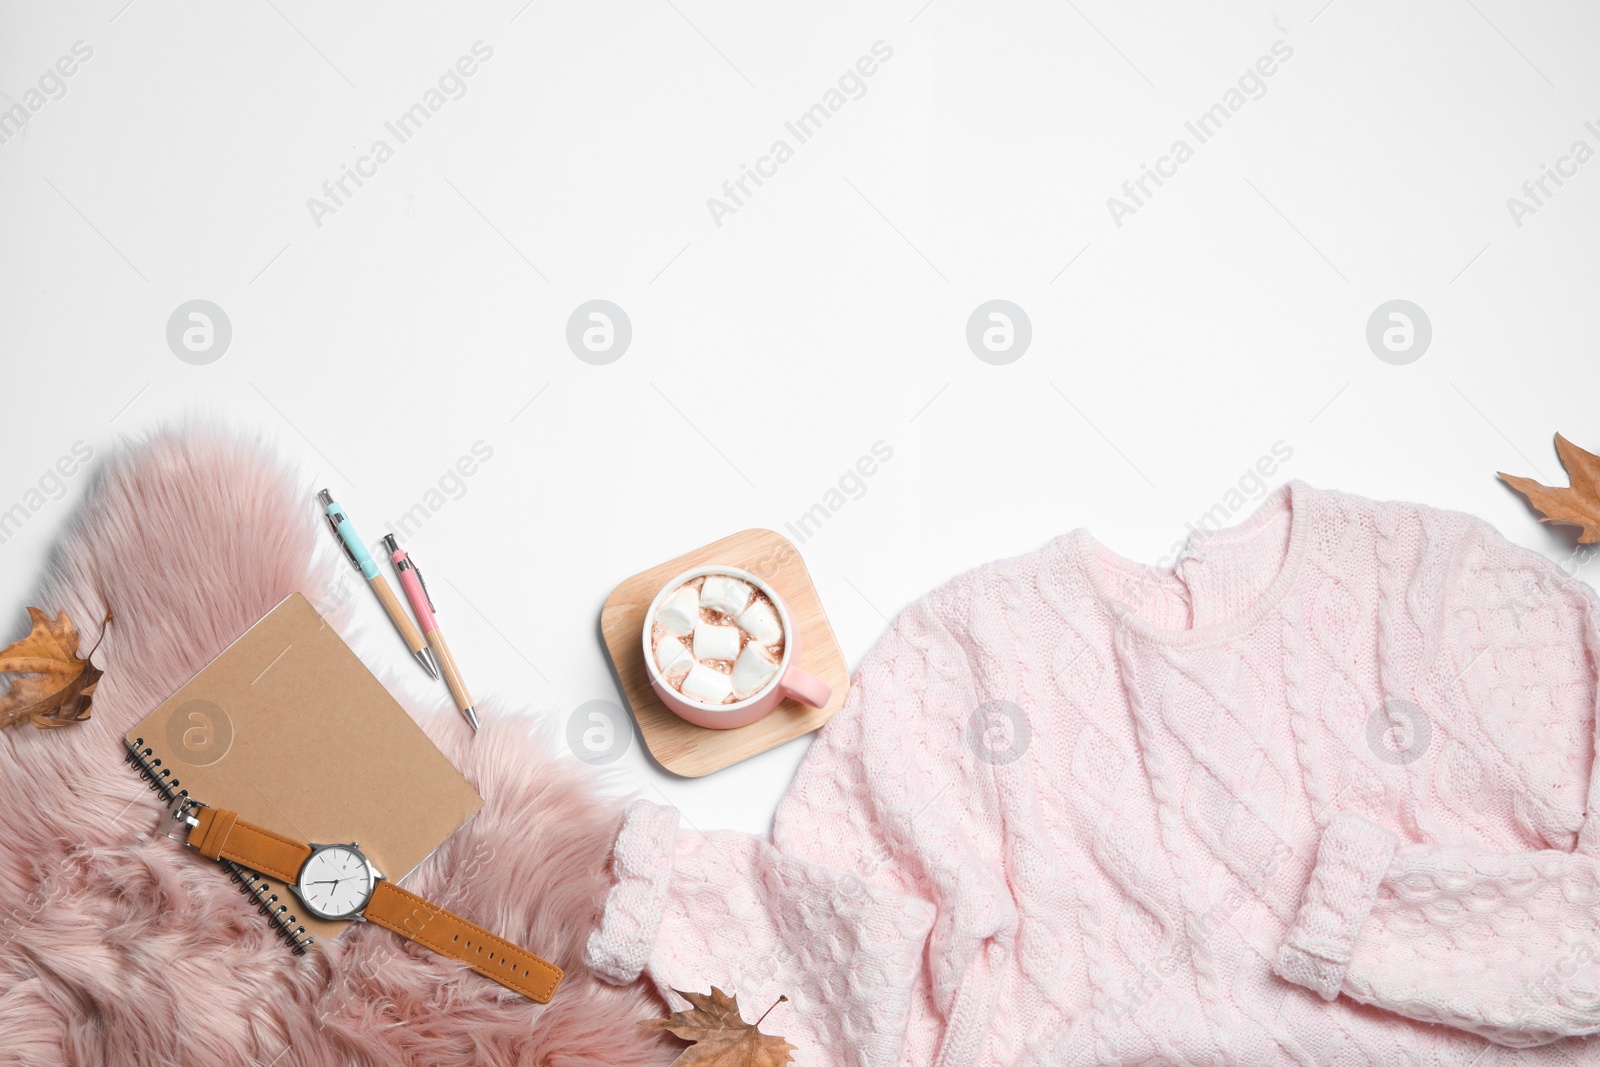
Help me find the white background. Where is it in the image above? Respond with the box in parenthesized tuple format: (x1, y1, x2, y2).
(1, 0, 1597, 835)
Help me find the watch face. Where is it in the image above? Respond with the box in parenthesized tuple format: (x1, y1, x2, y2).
(296, 844, 376, 920)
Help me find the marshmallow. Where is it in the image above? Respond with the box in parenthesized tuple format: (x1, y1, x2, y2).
(655, 634, 694, 676)
(731, 643, 779, 698)
(656, 584, 700, 636)
(694, 623, 741, 663)
(700, 575, 753, 617)
(736, 598, 783, 645)
(680, 663, 733, 705)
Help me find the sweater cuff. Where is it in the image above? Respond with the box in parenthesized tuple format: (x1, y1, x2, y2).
(1275, 812, 1397, 1001)
(585, 799, 680, 985)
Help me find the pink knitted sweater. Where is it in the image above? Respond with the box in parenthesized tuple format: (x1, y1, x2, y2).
(587, 482, 1600, 1065)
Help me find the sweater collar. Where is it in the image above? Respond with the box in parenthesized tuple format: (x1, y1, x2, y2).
(1063, 480, 1313, 648)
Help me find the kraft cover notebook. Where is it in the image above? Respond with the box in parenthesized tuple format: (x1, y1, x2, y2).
(124, 593, 483, 952)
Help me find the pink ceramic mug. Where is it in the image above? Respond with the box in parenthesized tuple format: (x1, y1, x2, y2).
(641, 565, 832, 729)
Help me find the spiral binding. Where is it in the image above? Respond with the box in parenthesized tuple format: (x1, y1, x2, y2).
(124, 737, 315, 955)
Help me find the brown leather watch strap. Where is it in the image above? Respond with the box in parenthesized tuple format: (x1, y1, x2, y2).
(365, 880, 563, 1003)
(185, 807, 562, 1003)
(190, 806, 312, 884)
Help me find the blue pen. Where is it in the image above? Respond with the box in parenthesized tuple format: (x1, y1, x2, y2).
(318, 489, 439, 678)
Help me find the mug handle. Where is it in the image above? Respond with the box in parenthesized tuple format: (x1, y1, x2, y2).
(778, 665, 832, 709)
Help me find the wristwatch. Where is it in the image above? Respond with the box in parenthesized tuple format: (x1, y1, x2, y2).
(168, 798, 562, 1003)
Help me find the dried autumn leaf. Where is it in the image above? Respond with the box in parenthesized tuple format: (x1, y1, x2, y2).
(641, 988, 796, 1067)
(1500, 434, 1600, 544)
(0, 607, 111, 729)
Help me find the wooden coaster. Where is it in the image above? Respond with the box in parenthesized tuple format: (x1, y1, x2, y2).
(600, 529, 850, 777)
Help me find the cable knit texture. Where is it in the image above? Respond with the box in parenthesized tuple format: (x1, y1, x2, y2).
(589, 482, 1600, 1065)
(587, 800, 681, 985)
(1275, 812, 1396, 1001)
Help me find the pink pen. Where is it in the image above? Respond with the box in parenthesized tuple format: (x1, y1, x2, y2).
(383, 535, 479, 732)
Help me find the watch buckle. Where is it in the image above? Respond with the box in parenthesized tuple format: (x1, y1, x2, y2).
(165, 795, 201, 845)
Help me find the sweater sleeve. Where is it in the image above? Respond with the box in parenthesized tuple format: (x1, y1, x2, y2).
(584, 800, 938, 1065)
(585, 594, 997, 1066)
(1275, 527, 1600, 1048)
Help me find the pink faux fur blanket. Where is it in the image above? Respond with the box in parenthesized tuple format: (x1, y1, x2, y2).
(0, 429, 674, 1066)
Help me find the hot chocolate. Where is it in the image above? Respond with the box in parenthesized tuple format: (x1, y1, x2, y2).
(649, 572, 785, 706)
